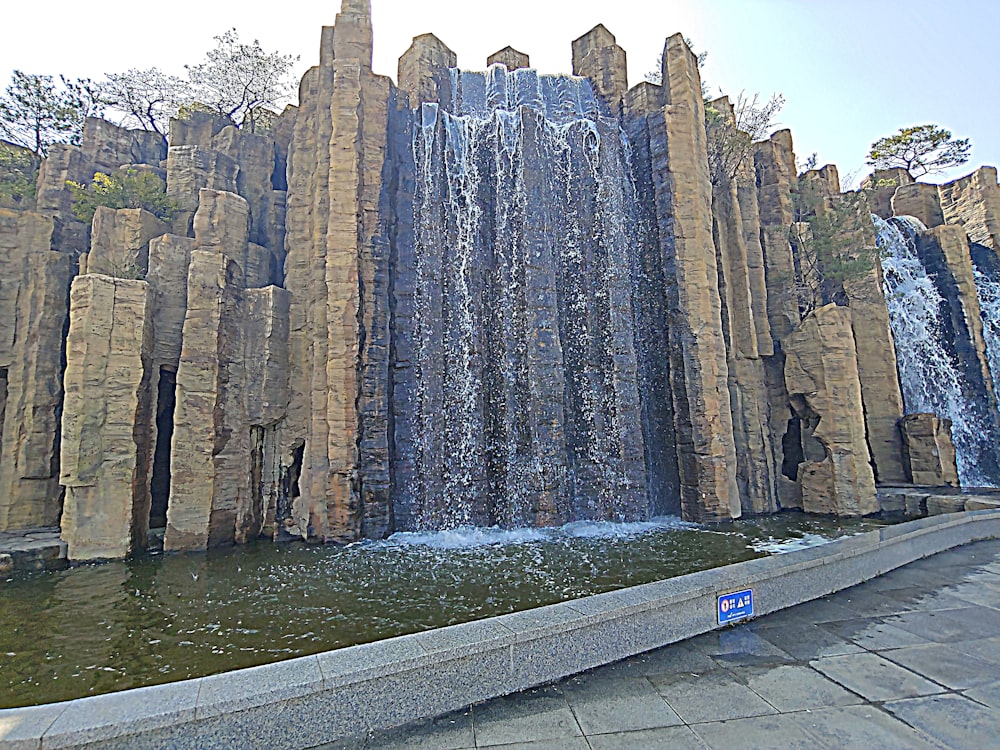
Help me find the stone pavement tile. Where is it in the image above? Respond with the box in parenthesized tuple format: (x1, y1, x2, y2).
(774, 597, 859, 624)
(478, 739, 590, 750)
(587, 725, 708, 750)
(585, 644, 719, 681)
(473, 687, 582, 748)
(834, 588, 925, 618)
(948, 634, 1000, 664)
(751, 622, 864, 660)
(650, 670, 777, 724)
(810, 652, 946, 702)
(880, 642, 999, 690)
(687, 628, 795, 667)
(884, 605, 1000, 642)
(943, 580, 1000, 609)
(562, 675, 681, 735)
(362, 709, 474, 750)
(862, 567, 956, 593)
(964, 680, 1000, 708)
(315, 737, 366, 750)
(818, 616, 932, 650)
(731, 664, 863, 711)
(873, 586, 978, 612)
(786, 705, 946, 750)
(884, 693, 1000, 749)
(690, 713, 817, 750)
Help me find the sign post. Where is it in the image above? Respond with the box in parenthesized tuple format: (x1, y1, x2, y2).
(718, 589, 754, 625)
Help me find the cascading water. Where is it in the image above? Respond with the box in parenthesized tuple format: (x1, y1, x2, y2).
(875, 215, 998, 486)
(391, 65, 658, 530)
(971, 244, 1000, 397)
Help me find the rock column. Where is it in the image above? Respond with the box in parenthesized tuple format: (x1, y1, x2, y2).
(646, 35, 740, 521)
(59, 276, 155, 560)
(283, 0, 394, 542)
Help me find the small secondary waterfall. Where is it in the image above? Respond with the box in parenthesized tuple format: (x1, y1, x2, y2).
(875, 215, 998, 486)
(391, 66, 656, 530)
(971, 244, 1000, 398)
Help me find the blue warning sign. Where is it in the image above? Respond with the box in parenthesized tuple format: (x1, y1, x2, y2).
(718, 589, 754, 625)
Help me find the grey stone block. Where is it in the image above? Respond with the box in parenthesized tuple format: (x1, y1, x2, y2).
(586, 725, 708, 750)
(472, 687, 581, 747)
(733, 664, 863, 711)
(562, 675, 681, 735)
(810, 652, 945, 702)
(691, 713, 818, 750)
(0, 703, 67, 750)
(651, 670, 777, 724)
(881, 643, 999, 690)
(787, 704, 946, 749)
(196, 655, 323, 718)
(42, 679, 201, 749)
(884, 693, 1000, 749)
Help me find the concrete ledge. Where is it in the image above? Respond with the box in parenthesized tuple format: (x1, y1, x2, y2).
(2, 511, 999, 750)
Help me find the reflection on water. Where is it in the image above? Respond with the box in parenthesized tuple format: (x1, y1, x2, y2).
(0, 513, 885, 708)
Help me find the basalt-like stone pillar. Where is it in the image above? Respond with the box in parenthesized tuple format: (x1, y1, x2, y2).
(647, 35, 740, 522)
(938, 167, 1000, 253)
(572, 25, 628, 113)
(891, 183, 944, 228)
(784, 305, 878, 516)
(754, 130, 804, 509)
(487, 47, 529, 70)
(284, 0, 394, 542)
(0, 210, 72, 531)
(708, 97, 778, 516)
(799, 170, 908, 484)
(59, 275, 156, 560)
(165, 191, 251, 551)
(900, 414, 960, 487)
(398, 34, 456, 107)
(87, 207, 169, 277)
(861, 168, 913, 220)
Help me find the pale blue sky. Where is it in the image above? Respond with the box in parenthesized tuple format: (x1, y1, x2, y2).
(2, 0, 996, 185)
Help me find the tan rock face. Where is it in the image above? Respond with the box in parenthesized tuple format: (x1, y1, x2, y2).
(0, 210, 71, 531)
(861, 168, 914, 220)
(398, 34, 456, 108)
(59, 275, 156, 560)
(643, 34, 740, 522)
(900, 414, 960, 487)
(784, 305, 878, 516)
(572, 24, 628, 112)
(88, 207, 169, 277)
(487, 47, 530, 70)
(891, 183, 944, 228)
(938, 167, 1000, 252)
(283, 1, 393, 542)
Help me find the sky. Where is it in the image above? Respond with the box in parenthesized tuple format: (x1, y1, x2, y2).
(2, 0, 997, 186)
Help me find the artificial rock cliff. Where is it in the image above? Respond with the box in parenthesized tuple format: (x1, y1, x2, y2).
(1, 0, 998, 560)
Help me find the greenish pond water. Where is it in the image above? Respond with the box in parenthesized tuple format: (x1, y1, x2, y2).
(0, 513, 887, 708)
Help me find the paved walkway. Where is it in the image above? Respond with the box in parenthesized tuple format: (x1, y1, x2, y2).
(328, 539, 1000, 749)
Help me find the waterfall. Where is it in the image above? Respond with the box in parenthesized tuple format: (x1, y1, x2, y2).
(875, 215, 997, 487)
(971, 244, 1000, 397)
(395, 65, 652, 530)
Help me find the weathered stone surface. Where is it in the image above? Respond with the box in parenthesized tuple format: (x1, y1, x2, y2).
(784, 304, 878, 516)
(837, 210, 908, 486)
(754, 130, 803, 509)
(163, 191, 255, 552)
(900, 414, 960, 487)
(707, 103, 777, 515)
(88, 207, 169, 277)
(283, 1, 393, 542)
(572, 24, 628, 113)
(861, 168, 913, 220)
(398, 34, 456, 108)
(59, 275, 156, 560)
(645, 34, 739, 521)
(146, 234, 195, 370)
(487, 47, 530, 70)
(891, 183, 944, 228)
(0, 223, 72, 530)
(167, 111, 232, 149)
(165, 145, 239, 236)
(938, 167, 1000, 252)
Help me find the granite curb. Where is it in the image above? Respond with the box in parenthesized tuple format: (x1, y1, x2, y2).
(2, 510, 998, 750)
